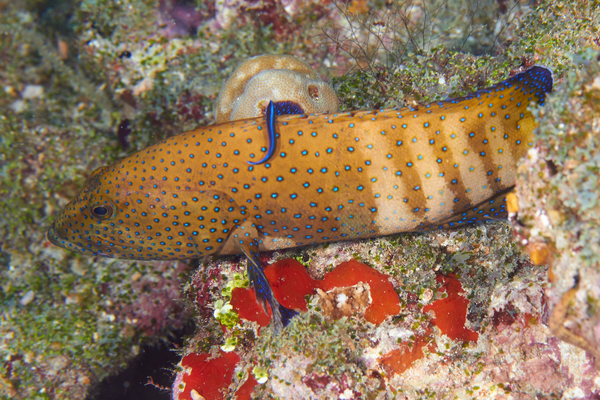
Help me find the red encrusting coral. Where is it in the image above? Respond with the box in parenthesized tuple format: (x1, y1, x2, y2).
(377, 274, 479, 377)
(230, 287, 271, 327)
(230, 259, 401, 327)
(264, 258, 319, 311)
(230, 259, 320, 327)
(422, 275, 479, 342)
(172, 350, 240, 400)
(379, 331, 432, 376)
(319, 260, 401, 325)
(182, 267, 477, 398)
(172, 350, 258, 400)
(235, 373, 259, 400)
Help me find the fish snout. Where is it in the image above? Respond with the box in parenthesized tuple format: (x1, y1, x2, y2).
(47, 223, 63, 247)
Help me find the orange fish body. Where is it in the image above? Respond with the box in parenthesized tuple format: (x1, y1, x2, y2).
(48, 66, 553, 329)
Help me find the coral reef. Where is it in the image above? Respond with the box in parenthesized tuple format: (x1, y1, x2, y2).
(422, 274, 479, 342)
(226, 259, 401, 327)
(2, 0, 600, 398)
(513, 49, 600, 368)
(179, 223, 600, 399)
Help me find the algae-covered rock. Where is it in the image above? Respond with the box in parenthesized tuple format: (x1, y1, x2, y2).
(514, 48, 600, 369)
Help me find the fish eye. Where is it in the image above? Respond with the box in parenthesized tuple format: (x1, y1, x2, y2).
(91, 205, 113, 220)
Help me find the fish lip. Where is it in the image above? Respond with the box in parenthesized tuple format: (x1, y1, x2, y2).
(47, 223, 77, 252)
(47, 224, 102, 255)
(47, 223, 62, 247)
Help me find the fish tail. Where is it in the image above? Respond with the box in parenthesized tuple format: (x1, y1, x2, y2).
(531, 65, 554, 96)
(505, 65, 553, 104)
(491, 65, 554, 105)
(450, 65, 554, 106)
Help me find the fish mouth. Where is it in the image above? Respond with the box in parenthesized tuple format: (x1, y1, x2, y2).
(47, 223, 74, 252)
(47, 223, 63, 248)
(47, 222, 101, 255)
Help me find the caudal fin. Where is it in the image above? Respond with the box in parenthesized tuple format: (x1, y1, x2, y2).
(446, 65, 554, 106)
(494, 65, 554, 105)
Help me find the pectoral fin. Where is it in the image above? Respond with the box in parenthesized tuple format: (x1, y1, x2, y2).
(231, 220, 298, 332)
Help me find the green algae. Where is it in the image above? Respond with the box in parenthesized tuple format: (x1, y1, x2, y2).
(332, 0, 599, 113)
(253, 312, 375, 398)
(328, 0, 531, 111)
(0, 6, 129, 396)
(513, 0, 599, 74)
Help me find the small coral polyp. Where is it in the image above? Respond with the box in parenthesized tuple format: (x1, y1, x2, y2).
(214, 54, 339, 122)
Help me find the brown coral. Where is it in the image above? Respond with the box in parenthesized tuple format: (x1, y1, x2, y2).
(214, 54, 338, 123)
(316, 283, 371, 321)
